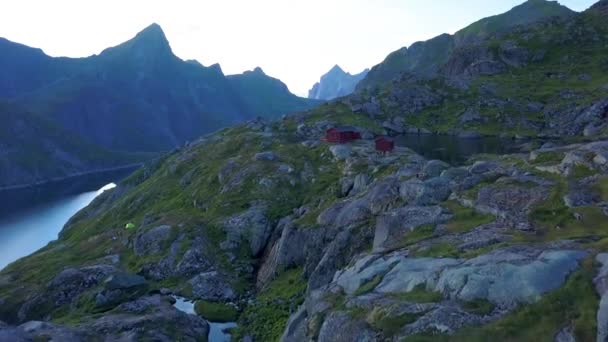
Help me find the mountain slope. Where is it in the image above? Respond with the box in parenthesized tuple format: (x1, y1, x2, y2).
(358, 0, 575, 90)
(0, 24, 319, 187)
(308, 65, 369, 100)
(349, 0, 608, 138)
(0, 101, 146, 188)
(0, 104, 607, 340)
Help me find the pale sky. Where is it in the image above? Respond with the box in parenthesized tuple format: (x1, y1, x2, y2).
(0, 0, 597, 96)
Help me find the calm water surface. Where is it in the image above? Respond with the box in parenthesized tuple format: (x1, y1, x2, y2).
(394, 134, 530, 164)
(173, 296, 237, 342)
(0, 168, 136, 270)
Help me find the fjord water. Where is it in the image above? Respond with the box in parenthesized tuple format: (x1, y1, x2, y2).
(0, 168, 136, 270)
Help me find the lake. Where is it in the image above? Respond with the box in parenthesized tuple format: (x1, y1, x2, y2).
(394, 134, 530, 164)
(0, 167, 136, 270)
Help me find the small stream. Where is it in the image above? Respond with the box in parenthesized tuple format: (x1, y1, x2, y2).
(173, 296, 237, 342)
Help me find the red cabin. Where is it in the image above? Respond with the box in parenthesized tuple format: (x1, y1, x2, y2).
(375, 136, 395, 152)
(325, 127, 362, 143)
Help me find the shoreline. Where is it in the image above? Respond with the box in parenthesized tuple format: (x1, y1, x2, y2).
(0, 163, 142, 192)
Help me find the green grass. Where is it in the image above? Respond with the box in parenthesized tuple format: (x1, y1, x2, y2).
(390, 284, 443, 303)
(444, 201, 495, 233)
(404, 258, 598, 342)
(194, 300, 239, 322)
(598, 176, 608, 201)
(354, 275, 384, 296)
(399, 224, 436, 247)
(461, 299, 495, 316)
(368, 307, 421, 337)
(530, 151, 564, 165)
(411, 242, 460, 258)
(234, 268, 307, 342)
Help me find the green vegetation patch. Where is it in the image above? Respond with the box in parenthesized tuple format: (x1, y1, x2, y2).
(234, 268, 306, 342)
(444, 201, 495, 233)
(399, 224, 436, 247)
(461, 298, 496, 316)
(411, 242, 460, 258)
(530, 151, 564, 165)
(355, 275, 384, 296)
(390, 284, 443, 303)
(368, 306, 421, 337)
(194, 300, 239, 322)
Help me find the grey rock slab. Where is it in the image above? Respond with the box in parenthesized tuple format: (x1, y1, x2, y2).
(435, 249, 586, 307)
(133, 225, 172, 256)
(373, 206, 450, 251)
(317, 311, 377, 342)
(375, 257, 462, 294)
(333, 255, 399, 295)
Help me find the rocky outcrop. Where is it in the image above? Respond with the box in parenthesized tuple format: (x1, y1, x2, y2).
(222, 204, 272, 257)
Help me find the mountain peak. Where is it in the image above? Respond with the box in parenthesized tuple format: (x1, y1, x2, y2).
(328, 64, 346, 75)
(253, 66, 265, 74)
(99, 23, 174, 61)
(133, 23, 170, 47)
(587, 0, 608, 15)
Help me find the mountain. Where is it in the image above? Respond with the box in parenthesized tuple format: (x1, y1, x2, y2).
(358, 0, 575, 90)
(0, 24, 319, 187)
(0, 102, 146, 188)
(349, 0, 607, 138)
(2, 2, 608, 341)
(308, 65, 369, 100)
(229, 67, 322, 117)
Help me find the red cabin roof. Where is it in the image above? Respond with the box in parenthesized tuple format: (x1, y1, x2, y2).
(375, 136, 395, 152)
(325, 127, 361, 143)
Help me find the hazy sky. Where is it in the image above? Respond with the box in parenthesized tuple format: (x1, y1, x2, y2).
(0, 0, 597, 96)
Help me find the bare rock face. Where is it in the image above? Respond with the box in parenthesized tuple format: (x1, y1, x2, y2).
(222, 204, 272, 257)
(317, 311, 377, 342)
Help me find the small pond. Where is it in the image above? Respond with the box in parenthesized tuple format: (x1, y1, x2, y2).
(173, 296, 237, 342)
(393, 133, 539, 164)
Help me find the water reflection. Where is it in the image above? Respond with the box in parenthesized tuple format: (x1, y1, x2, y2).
(394, 134, 527, 164)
